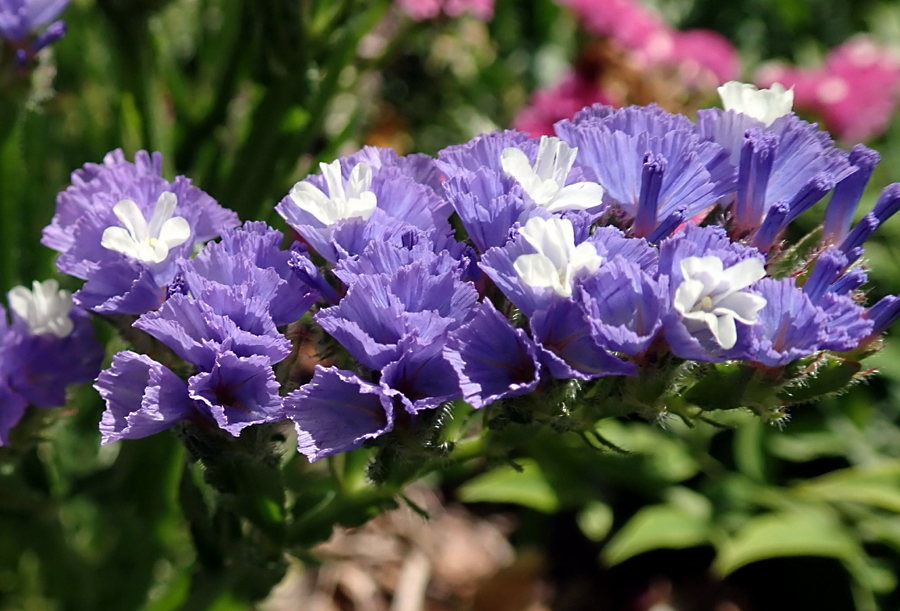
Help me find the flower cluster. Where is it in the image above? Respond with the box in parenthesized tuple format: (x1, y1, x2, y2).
(48, 81, 900, 467)
(0, 279, 102, 444)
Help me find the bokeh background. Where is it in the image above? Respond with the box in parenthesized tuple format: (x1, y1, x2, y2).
(4, 0, 900, 609)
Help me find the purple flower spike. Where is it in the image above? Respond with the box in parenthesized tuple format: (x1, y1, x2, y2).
(444, 301, 541, 409)
(823, 145, 881, 244)
(95, 351, 194, 445)
(802, 249, 848, 304)
(188, 352, 282, 436)
(285, 367, 396, 462)
(734, 129, 778, 234)
(867, 295, 900, 335)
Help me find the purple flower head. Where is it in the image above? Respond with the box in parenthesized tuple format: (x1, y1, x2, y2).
(444, 300, 541, 409)
(188, 352, 282, 436)
(480, 216, 603, 318)
(749, 278, 828, 367)
(576, 257, 669, 356)
(333, 233, 468, 286)
(180, 221, 318, 326)
(823, 145, 881, 245)
(276, 156, 453, 262)
(95, 351, 194, 445)
(45, 149, 239, 315)
(557, 105, 734, 240)
(867, 295, 900, 336)
(285, 366, 396, 462)
(340, 145, 444, 195)
(1, 280, 103, 409)
(134, 290, 290, 370)
(0, 0, 69, 50)
(660, 225, 767, 361)
(437, 130, 535, 179)
(697, 109, 852, 235)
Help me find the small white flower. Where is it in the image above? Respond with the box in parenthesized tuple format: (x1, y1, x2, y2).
(289, 161, 377, 226)
(101, 192, 191, 264)
(8, 279, 74, 338)
(717, 81, 794, 127)
(673, 256, 767, 349)
(513, 217, 603, 298)
(501, 136, 606, 213)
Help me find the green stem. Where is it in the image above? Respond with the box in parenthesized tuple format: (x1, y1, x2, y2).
(0, 113, 22, 292)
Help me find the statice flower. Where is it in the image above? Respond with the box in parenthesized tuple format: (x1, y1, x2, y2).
(0, 0, 69, 61)
(0, 279, 103, 444)
(276, 149, 453, 262)
(44, 149, 240, 315)
(94, 224, 310, 443)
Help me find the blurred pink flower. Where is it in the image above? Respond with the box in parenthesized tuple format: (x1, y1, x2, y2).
(396, 0, 493, 21)
(512, 72, 615, 137)
(756, 36, 900, 141)
(556, 0, 738, 85)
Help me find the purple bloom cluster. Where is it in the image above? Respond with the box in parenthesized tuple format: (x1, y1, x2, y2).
(51, 85, 900, 460)
(94, 222, 318, 444)
(0, 279, 102, 444)
(43, 150, 239, 315)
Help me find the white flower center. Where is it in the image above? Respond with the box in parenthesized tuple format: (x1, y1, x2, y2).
(101, 192, 191, 264)
(289, 161, 377, 226)
(501, 136, 606, 213)
(513, 216, 603, 298)
(673, 256, 767, 349)
(8, 279, 74, 338)
(718, 81, 794, 127)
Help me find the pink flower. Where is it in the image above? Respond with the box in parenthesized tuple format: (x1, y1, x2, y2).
(669, 30, 740, 85)
(756, 36, 900, 141)
(396, 0, 493, 21)
(512, 72, 615, 137)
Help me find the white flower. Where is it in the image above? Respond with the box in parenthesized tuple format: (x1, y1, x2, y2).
(101, 192, 191, 264)
(8, 279, 74, 338)
(289, 161, 377, 225)
(673, 256, 767, 349)
(501, 136, 606, 213)
(513, 217, 603, 298)
(717, 81, 794, 127)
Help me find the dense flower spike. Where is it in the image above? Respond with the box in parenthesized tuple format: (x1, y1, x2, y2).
(37, 85, 900, 461)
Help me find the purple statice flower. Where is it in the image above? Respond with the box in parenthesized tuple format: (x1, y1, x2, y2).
(284, 366, 398, 462)
(0, 279, 103, 444)
(659, 225, 767, 361)
(749, 278, 828, 367)
(837, 184, 900, 262)
(866, 295, 900, 336)
(480, 216, 638, 379)
(317, 247, 479, 412)
(43, 149, 240, 315)
(822, 145, 881, 245)
(696, 87, 852, 239)
(0, 0, 69, 59)
(275, 151, 454, 263)
(556, 104, 735, 241)
(179, 221, 318, 326)
(437, 131, 606, 253)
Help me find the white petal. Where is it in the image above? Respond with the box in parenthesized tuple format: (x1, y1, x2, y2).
(320, 160, 346, 201)
(681, 256, 723, 294)
(501, 147, 541, 194)
(147, 192, 177, 240)
(714, 292, 767, 325)
(346, 162, 373, 198)
(353, 191, 378, 221)
(718, 258, 766, 295)
(101, 226, 139, 258)
(520, 217, 573, 271)
(48, 315, 74, 339)
(112, 199, 148, 243)
(711, 314, 737, 349)
(545, 182, 606, 212)
(569, 242, 603, 275)
(514, 253, 564, 294)
(717, 81, 793, 127)
(673, 278, 707, 316)
(159, 216, 191, 250)
(290, 182, 333, 223)
(7, 285, 34, 323)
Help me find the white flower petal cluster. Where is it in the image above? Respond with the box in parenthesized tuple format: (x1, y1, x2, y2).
(8, 279, 74, 338)
(718, 81, 794, 127)
(514, 217, 603, 298)
(101, 192, 191, 264)
(674, 256, 768, 349)
(501, 136, 606, 213)
(289, 161, 377, 226)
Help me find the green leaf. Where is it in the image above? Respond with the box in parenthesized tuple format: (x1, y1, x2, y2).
(684, 363, 756, 411)
(458, 459, 560, 513)
(602, 503, 710, 566)
(795, 462, 900, 512)
(779, 356, 862, 405)
(577, 501, 614, 542)
(713, 511, 860, 576)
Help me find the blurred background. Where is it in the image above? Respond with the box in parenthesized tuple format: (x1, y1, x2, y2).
(4, 0, 900, 609)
